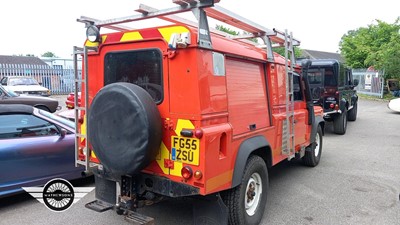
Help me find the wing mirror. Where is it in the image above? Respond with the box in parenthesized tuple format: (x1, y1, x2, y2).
(353, 79, 359, 87)
(60, 128, 67, 138)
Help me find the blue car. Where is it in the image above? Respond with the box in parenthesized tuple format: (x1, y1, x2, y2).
(0, 104, 85, 197)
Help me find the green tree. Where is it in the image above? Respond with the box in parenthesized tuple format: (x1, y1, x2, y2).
(215, 24, 258, 43)
(216, 24, 303, 57)
(41, 51, 57, 57)
(215, 24, 239, 36)
(273, 47, 303, 58)
(339, 18, 400, 78)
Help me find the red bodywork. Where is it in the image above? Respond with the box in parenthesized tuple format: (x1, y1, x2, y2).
(66, 92, 81, 109)
(79, 24, 323, 196)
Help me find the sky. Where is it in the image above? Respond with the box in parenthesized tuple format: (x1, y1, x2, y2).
(1, 0, 398, 58)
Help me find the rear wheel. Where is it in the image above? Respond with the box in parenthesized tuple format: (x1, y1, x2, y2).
(333, 109, 347, 135)
(302, 125, 323, 167)
(222, 156, 268, 225)
(348, 102, 358, 121)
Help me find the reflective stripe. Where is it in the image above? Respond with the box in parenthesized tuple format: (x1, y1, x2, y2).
(120, 31, 143, 42)
(156, 142, 170, 175)
(158, 26, 190, 44)
(85, 35, 107, 47)
(174, 119, 195, 136)
(170, 161, 182, 177)
(206, 170, 233, 192)
(84, 26, 189, 46)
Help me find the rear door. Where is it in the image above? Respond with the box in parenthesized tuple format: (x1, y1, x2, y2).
(100, 40, 172, 176)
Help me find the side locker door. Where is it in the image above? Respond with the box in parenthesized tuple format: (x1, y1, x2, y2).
(293, 75, 307, 145)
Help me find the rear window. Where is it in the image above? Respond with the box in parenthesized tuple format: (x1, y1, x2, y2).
(308, 67, 337, 86)
(104, 49, 163, 103)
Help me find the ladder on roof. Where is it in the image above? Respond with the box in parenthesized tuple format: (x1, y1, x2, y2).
(281, 30, 296, 160)
(77, 0, 300, 60)
(73, 46, 97, 171)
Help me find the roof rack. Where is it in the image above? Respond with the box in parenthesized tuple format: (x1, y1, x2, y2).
(77, 0, 299, 59)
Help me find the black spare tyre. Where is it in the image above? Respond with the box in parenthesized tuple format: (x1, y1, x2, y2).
(88, 82, 162, 178)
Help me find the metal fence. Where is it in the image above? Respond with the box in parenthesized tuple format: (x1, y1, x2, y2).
(0, 64, 81, 95)
(0, 64, 387, 97)
(352, 69, 385, 98)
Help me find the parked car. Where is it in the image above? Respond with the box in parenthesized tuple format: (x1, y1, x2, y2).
(388, 98, 400, 112)
(0, 84, 60, 112)
(66, 92, 81, 109)
(305, 59, 359, 135)
(0, 104, 86, 197)
(0, 76, 51, 96)
(57, 109, 75, 122)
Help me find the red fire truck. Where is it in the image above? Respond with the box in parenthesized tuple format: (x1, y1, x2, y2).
(73, 1, 325, 224)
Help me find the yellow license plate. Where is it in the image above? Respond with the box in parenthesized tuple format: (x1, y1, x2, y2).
(171, 136, 199, 166)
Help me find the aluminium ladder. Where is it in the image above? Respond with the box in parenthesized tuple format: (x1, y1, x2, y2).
(73, 46, 97, 171)
(75, 0, 300, 167)
(281, 30, 296, 159)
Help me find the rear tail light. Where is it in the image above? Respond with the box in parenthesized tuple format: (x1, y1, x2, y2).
(334, 104, 339, 110)
(181, 166, 193, 179)
(194, 129, 203, 139)
(194, 170, 203, 180)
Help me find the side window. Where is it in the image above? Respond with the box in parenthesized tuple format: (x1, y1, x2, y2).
(0, 77, 7, 85)
(212, 52, 225, 76)
(293, 74, 303, 101)
(0, 114, 59, 139)
(346, 69, 352, 85)
(338, 64, 346, 86)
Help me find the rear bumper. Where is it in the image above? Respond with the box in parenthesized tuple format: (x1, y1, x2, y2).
(91, 170, 200, 208)
(323, 109, 341, 117)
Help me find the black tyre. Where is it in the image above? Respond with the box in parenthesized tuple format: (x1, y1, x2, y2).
(88, 82, 162, 179)
(302, 125, 323, 167)
(348, 102, 358, 121)
(333, 108, 347, 135)
(222, 156, 268, 225)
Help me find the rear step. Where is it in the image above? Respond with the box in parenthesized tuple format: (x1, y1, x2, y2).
(85, 200, 114, 212)
(125, 211, 155, 225)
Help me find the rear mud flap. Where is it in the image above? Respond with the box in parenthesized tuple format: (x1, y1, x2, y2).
(193, 194, 228, 225)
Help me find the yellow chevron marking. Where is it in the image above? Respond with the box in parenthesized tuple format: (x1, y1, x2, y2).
(174, 119, 195, 136)
(85, 35, 107, 47)
(170, 161, 182, 177)
(120, 32, 143, 42)
(156, 142, 170, 175)
(158, 26, 189, 44)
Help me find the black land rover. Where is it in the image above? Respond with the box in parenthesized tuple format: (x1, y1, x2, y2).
(305, 59, 359, 135)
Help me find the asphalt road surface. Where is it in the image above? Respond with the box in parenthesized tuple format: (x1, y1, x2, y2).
(1, 98, 399, 225)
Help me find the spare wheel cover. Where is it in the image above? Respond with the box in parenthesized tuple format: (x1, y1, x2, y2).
(88, 82, 162, 178)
